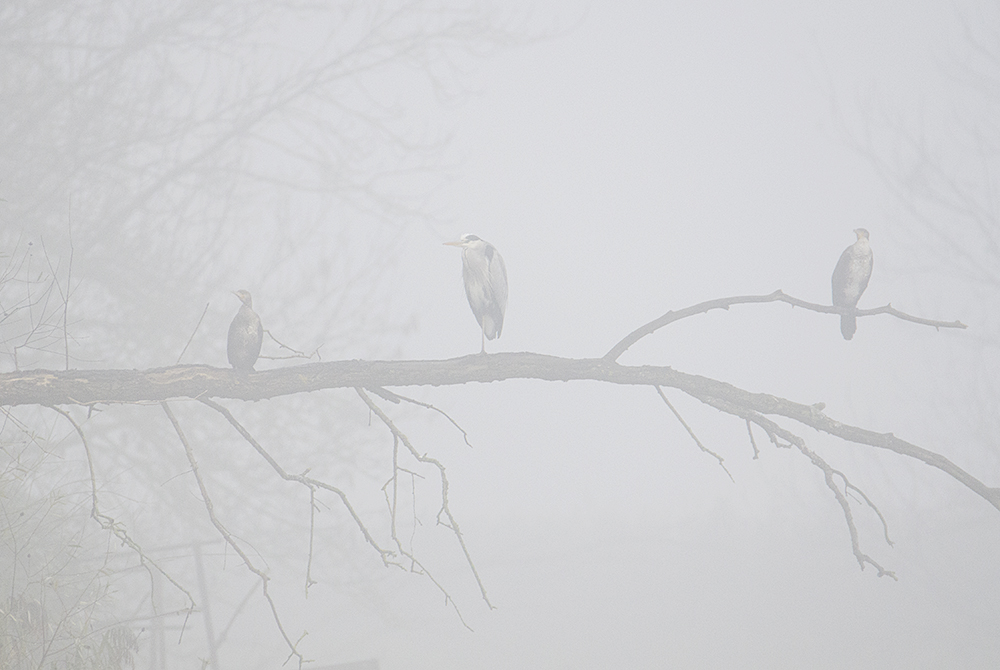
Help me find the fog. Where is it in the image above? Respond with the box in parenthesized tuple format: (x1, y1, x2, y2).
(2, 1, 999, 669)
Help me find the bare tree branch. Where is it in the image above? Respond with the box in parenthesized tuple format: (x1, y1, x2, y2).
(261, 329, 319, 363)
(176, 303, 210, 365)
(47, 405, 198, 625)
(377, 427, 473, 631)
(4, 347, 995, 515)
(604, 290, 967, 361)
(654, 385, 733, 482)
(196, 397, 393, 564)
(389, 388, 474, 447)
(745, 419, 760, 459)
(357, 387, 492, 612)
(696, 395, 897, 578)
(160, 401, 306, 668)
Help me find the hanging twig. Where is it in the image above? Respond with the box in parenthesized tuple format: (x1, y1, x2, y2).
(161, 401, 305, 668)
(197, 397, 392, 563)
(693, 395, 897, 578)
(389, 389, 474, 447)
(655, 386, 734, 482)
(357, 387, 493, 612)
(48, 405, 197, 637)
(745, 419, 760, 459)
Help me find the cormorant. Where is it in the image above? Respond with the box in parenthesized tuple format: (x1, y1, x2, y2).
(444, 234, 508, 353)
(831, 228, 873, 340)
(228, 289, 263, 371)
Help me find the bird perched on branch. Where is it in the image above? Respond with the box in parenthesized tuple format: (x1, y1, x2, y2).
(444, 234, 508, 354)
(228, 289, 263, 371)
(831, 228, 873, 340)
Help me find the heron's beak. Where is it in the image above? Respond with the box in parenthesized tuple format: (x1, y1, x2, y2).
(443, 240, 464, 247)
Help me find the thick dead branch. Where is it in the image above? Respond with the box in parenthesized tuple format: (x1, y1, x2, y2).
(4, 353, 996, 514)
(604, 289, 967, 361)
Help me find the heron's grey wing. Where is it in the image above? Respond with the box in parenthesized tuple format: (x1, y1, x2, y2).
(487, 246, 508, 334)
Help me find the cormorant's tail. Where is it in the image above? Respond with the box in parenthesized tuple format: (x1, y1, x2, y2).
(840, 313, 857, 340)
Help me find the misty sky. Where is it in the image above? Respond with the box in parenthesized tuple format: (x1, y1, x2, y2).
(275, 2, 999, 668)
(4, 1, 1000, 669)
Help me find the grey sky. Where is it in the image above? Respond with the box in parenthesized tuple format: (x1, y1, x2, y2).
(3, 1, 998, 668)
(293, 2, 1000, 668)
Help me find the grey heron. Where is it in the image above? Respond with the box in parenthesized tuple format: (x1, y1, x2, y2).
(228, 289, 263, 370)
(831, 228, 873, 340)
(444, 234, 508, 353)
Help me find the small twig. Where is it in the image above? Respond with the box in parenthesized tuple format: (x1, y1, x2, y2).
(377, 429, 472, 630)
(305, 487, 317, 597)
(384, 433, 410, 565)
(655, 386, 734, 482)
(605, 289, 967, 361)
(407, 469, 420, 548)
(213, 582, 258, 649)
(804, 443, 897, 579)
(177, 303, 210, 365)
(48, 405, 198, 627)
(197, 397, 392, 564)
(694, 395, 897, 579)
(835, 470, 894, 547)
(380, 436, 427, 558)
(390, 433, 400, 550)
(389, 389, 474, 448)
(745, 419, 760, 459)
(161, 401, 306, 667)
(37, 237, 74, 371)
(367, 386, 402, 404)
(357, 387, 492, 613)
(64, 207, 73, 371)
(262, 329, 318, 361)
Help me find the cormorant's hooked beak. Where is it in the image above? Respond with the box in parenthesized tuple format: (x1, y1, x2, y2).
(232, 290, 252, 308)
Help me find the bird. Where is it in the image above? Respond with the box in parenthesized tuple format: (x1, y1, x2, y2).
(444, 234, 508, 354)
(227, 289, 263, 371)
(831, 228, 873, 340)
